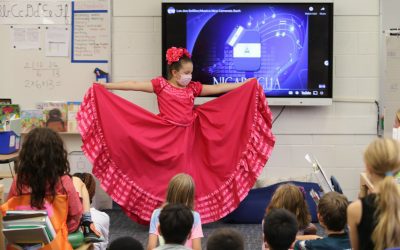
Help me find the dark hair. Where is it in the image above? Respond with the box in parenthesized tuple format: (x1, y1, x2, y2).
(318, 191, 349, 231)
(159, 203, 194, 245)
(16, 128, 70, 208)
(167, 56, 192, 80)
(263, 208, 298, 250)
(207, 228, 244, 250)
(73, 172, 96, 203)
(108, 236, 143, 250)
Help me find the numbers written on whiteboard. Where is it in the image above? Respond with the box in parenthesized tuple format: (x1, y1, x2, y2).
(22, 60, 62, 90)
(24, 61, 61, 78)
(24, 79, 61, 90)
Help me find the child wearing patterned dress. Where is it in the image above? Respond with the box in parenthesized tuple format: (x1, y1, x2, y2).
(147, 174, 202, 250)
(77, 47, 275, 225)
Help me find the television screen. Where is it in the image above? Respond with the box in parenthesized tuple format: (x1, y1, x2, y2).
(162, 3, 333, 105)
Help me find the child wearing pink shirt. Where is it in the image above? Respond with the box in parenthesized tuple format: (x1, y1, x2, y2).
(147, 174, 203, 250)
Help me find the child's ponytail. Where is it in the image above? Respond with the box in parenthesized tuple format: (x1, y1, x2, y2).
(364, 138, 400, 250)
(372, 174, 400, 250)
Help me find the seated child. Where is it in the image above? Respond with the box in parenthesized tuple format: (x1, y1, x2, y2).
(206, 228, 244, 250)
(294, 191, 351, 250)
(73, 172, 110, 248)
(109, 236, 144, 250)
(264, 208, 298, 250)
(347, 138, 400, 250)
(155, 203, 194, 250)
(3, 128, 82, 248)
(266, 184, 317, 236)
(5, 128, 103, 246)
(147, 174, 203, 250)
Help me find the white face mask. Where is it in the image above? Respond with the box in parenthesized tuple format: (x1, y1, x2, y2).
(177, 73, 192, 86)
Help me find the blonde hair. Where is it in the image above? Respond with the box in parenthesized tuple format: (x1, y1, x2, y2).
(165, 173, 195, 210)
(364, 138, 400, 250)
(266, 183, 311, 230)
(395, 109, 400, 127)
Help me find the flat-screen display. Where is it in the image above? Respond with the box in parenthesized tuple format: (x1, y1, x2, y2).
(162, 3, 333, 105)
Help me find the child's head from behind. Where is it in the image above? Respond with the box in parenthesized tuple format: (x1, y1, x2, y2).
(263, 208, 298, 250)
(166, 47, 193, 85)
(73, 172, 96, 203)
(16, 128, 70, 208)
(317, 191, 349, 232)
(364, 138, 400, 177)
(166, 173, 195, 209)
(266, 183, 311, 230)
(158, 203, 194, 245)
(108, 236, 143, 250)
(206, 228, 244, 250)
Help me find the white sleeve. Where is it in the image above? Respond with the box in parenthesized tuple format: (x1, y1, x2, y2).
(91, 208, 110, 250)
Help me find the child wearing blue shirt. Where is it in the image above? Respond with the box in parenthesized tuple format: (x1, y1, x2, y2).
(295, 192, 351, 250)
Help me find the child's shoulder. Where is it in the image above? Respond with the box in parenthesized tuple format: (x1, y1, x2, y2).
(151, 76, 167, 83)
(151, 76, 169, 93)
(295, 233, 350, 250)
(192, 210, 202, 224)
(60, 174, 72, 182)
(151, 208, 162, 217)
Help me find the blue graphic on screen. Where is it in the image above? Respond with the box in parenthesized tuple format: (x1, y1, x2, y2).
(186, 5, 308, 95)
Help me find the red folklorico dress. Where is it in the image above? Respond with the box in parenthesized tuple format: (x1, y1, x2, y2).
(77, 77, 275, 224)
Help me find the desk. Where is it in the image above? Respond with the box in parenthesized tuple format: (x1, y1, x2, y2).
(360, 172, 374, 198)
(0, 152, 18, 179)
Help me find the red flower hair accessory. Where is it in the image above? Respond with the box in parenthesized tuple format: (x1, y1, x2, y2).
(166, 47, 191, 65)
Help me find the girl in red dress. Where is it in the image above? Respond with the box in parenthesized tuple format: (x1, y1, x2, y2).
(77, 47, 275, 224)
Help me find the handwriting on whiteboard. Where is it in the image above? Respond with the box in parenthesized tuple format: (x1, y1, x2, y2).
(24, 79, 61, 90)
(0, 1, 71, 25)
(23, 61, 62, 90)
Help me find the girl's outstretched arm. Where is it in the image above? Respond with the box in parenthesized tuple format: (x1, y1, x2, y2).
(199, 78, 255, 96)
(100, 80, 154, 93)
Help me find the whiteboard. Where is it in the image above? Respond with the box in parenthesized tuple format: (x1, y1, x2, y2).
(380, 0, 400, 137)
(0, 0, 111, 109)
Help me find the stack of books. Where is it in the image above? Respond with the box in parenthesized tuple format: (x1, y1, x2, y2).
(2, 210, 56, 245)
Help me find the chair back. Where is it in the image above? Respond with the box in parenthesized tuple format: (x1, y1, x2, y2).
(330, 176, 343, 194)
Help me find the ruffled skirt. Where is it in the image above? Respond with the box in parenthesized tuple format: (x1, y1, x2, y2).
(77, 80, 275, 224)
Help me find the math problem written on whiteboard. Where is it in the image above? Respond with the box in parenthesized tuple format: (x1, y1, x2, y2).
(23, 61, 62, 90)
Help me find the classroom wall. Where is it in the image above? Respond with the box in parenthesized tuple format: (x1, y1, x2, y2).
(52, 0, 380, 202)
